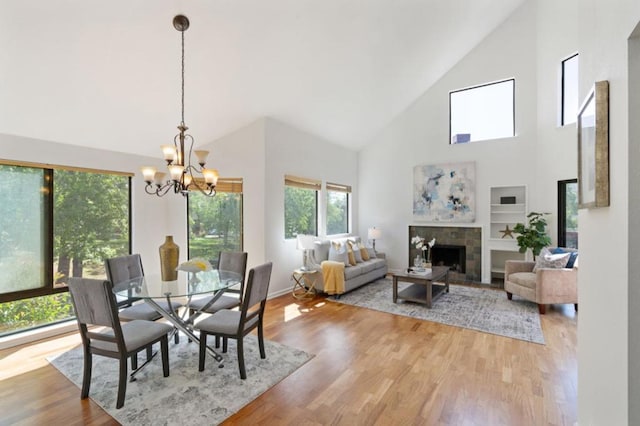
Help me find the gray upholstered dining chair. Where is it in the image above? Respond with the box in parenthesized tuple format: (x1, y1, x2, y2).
(67, 277, 172, 409)
(188, 251, 248, 315)
(105, 254, 182, 348)
(195, 262, 272, 379)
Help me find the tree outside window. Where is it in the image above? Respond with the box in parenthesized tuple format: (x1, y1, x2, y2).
(326, 182, 351, 235)
(0, 164, 131, 336)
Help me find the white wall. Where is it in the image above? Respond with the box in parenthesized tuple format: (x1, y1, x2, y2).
(535, 0, 579, 242)
(263, 118, 358, 295)
(0, 132, 179, 274)
(359, 1, 538, 281)
(577, 0, 639, 424)
(198, 117, 359, 296)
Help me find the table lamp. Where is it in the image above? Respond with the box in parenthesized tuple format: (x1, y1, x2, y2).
(296, 234, 316, 271)
(368, 227, 382, 251)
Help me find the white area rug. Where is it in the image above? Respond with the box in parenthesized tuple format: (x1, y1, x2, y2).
(331, 278, 545, 344)
(48, 337, 313, 425)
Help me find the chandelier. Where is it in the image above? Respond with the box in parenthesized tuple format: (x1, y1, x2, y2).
(141, 15, 218, 197)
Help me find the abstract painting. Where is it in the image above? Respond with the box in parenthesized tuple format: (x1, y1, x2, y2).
(413, 161, 476, 222)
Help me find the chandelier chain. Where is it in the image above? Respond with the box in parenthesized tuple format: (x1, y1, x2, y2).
(181, 29, 185, 125)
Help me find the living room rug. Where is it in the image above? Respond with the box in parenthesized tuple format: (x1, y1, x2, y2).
(48, 337, 313, 425)
(331, 278, 545, 344)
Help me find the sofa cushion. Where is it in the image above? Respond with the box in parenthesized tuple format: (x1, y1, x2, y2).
(344, 264, 364, 280)
(508, 272, 537, 289)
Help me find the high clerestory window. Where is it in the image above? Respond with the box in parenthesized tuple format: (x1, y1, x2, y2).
(561, 53, 579, 126)
(0, 161, 132, 337)
(284, 175, 320, 239)
(449, 78, 515, 144)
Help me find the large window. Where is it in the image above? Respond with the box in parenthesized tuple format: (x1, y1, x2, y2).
(450, 78, 515, 144)
(187, 179, 243, 264)
(561, 53, 579, 126)
(0, 162, 131, 336)
(326, 182, 350, 235)
(284, 175, 319, 239)
(558, 179, 578, 248)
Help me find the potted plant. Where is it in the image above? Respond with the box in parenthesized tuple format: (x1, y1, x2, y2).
(513, 212, 552, 259)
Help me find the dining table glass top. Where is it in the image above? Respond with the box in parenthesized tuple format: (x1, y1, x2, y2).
(112, 269, 243, 299)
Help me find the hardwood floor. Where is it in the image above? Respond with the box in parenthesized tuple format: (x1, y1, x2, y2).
(0, 287, 577, 425)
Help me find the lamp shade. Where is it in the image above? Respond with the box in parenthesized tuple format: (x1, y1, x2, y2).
(368, 227, 382, 240)
(296, 234, 316, 250)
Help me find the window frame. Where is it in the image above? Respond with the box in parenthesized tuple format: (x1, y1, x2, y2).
(284, 174, 320, 239)
(560, 53, 579, 126)
(186, 177, 245, 260)
(449, 78, 516, 145)
(558, 178, 578, 248)
(0, 159, 132, 304)
(326, 182, 351, 236)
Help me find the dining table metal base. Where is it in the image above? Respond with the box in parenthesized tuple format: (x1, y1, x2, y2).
(144, 296, 226, 365)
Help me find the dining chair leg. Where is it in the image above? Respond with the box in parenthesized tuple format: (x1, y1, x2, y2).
(258, 321, 266, 359)
(81, 349, 92, 399)
(198, 333, 207, 371)
(222, 337, 228, 353)
(146, 346, 153, 359)
(160, 337, 170, 377)
(215, 335, 220, 348)
(116, 356, 128, 409)
(237, 338, 246, 380)
(131, 353, 138, 370)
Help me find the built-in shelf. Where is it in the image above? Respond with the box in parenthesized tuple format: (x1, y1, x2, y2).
(487, 185, 527, 285)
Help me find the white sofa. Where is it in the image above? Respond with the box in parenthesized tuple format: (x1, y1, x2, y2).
(309, 237, 387, 294)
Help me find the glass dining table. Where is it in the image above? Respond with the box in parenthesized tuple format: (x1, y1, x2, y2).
(112, 269, 242, 364)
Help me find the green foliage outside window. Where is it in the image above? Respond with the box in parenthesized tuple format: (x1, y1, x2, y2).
(284, 186, 317, 239)
(326, 191, 348, 235)
(188, 192, 242, 263)
(0, 165, 130, 337)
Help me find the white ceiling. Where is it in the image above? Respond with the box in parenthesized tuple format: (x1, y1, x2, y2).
(0, 0, 525, 157)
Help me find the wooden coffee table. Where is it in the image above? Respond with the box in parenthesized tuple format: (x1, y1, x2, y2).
(392, 266, 449, 308)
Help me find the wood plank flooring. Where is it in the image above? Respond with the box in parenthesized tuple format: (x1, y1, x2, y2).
(0, 286, 577, 425)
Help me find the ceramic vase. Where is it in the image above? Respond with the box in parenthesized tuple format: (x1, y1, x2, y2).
(159, 235, 179, 281)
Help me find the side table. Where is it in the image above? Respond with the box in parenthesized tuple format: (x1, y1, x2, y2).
(291, 268, 318, 299)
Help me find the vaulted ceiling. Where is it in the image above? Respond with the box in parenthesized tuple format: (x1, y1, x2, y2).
(0, 0, 525, 157)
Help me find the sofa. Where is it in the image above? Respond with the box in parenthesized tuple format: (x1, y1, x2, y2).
(309, 237, 387, 295)
(504, 247, 578, 314)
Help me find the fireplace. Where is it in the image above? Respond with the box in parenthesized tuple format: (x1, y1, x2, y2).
(408, 225, 481, 282)
(431, 245, 466, 273)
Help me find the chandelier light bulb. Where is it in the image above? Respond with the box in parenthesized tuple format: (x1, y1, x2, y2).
(141, 167, 157, 183)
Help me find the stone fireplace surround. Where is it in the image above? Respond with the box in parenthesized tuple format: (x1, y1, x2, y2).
(408, 225, 482, 283)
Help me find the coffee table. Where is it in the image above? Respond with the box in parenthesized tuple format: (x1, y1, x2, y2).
(392, 266, 449, 308)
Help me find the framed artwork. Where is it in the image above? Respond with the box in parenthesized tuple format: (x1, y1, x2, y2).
(413, 161, 476, 222)
(578, 80, 609, 209)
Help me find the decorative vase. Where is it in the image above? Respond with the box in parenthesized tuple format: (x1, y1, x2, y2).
(414, 255, 422, 268)
(159, 235, 179, 281)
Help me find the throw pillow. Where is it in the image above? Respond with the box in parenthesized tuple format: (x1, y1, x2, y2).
(366, 247, 377, 259)
(359, 243, 370, 261)
(533, 247, 571, 271)
(551, 247, 579, 268)
(345, 242, 357, 266)
(329, 242, 349, 266)
(348, 240, 363, 263)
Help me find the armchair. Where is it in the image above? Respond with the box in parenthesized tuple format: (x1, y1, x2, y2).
(504, 247, 578, 314)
